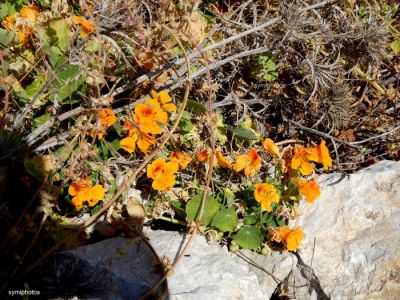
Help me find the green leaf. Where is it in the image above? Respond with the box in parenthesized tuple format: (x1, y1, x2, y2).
(90, 202, 103, 215)
(178, 111, 194, 133)
(34, 113, 52, 127)
(37, 18, 71, 52)
(45, 46, 65, 67)
(111, 139, 121, 151)
(233, 226, 263, 250)
(0, 29, 15, 46)
(53, 65, 83, 101)
(187, 99, 207, 113)
(186, 194, 220, 226)
(0, 4, 9, 19)
(170, 200, 186, 219)
(252, 54, 279, 83)
(211, 207, 238, 232)
(226, 125, 260, 141)
(100, 139, 109, 160)
(391, 39, 400, 55)
(244, 215, 257, 225)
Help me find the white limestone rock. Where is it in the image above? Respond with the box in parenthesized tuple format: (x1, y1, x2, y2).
(287, 160, 400, 299)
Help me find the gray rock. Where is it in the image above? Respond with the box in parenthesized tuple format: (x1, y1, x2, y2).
(286, 160, 400, 299)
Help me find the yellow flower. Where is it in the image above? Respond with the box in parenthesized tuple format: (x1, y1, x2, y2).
(20, 6, 40, 22)
(71, 15, 95, 38)
(170, 152, 191, 169)
(147, 158, 179, 191)
(298, 180, 320, 203)
(254, 183, 280, 211)
(150, 90, 176, 112)
(291, 145, 314, 176)
(306, 139, 332, 170)
(263, 138, 280, 158)
(233, 148, 262, 177)
(277, 226, 304, 251)
(68, 179, 105, 210)
(216, 150, 232, 169)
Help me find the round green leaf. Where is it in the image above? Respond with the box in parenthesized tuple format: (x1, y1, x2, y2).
(233, 226, 263, 250)
(211, 207, 238, 232)
(186, 194, 219, 226)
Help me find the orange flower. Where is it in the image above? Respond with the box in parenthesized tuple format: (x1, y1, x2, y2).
(216, 150, 232, 169)
(254, 183, 280, 211)
(134, 103, 168, 134)
(20, 7, 39, 22)
(277, 226, 304, 251)
(120, 127, 156, 154)
(1, 16, 15, 29)
(306, 139, 332, 170)
(71, 15, 95, 38)
(150, 90, 176, 112)
(170, 152, 191, 169)
(197, 149, 210, 162)
(17, 26, 34, 46)
(263, 138, 280, 158)
(291, 145, 314, 176)
(298, 180, 320, 203)
(147, 158, 179, 191)
(68, 179, 105, 210)
(92, 108, 116, 139)
(99, 108, 116, 128)
(233, 148, 262, 177)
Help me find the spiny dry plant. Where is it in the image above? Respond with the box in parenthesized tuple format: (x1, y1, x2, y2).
(0, 0, 399, 298)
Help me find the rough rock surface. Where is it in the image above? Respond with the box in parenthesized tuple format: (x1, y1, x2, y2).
(286, 160, 400, 300)
(144, 229, 290, 300)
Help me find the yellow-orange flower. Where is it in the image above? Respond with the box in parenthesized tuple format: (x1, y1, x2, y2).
(17, 26, 34, 46)
(150, 90, 176, 112)
(120, 127, 156, 154)
(298, 179, 320, 203)
(263, 138, 280, 158)
(170, 152, 191, 169)
(277, 226, 304, 251)
(68, 179, 105, 210)
(306, 139, 332, 170)
(197, 149, 210, 162)
(147, 158, 179, 191)
(93, 108, 116, 139)
(216, 150, 232, 169)
(254, 183, 280, 211)
(99, 108, 116, 128)
(1, 16, 15, 29)
(134, 103, 168, 135)
(233, 148, 262, 177)
(291, 145, 314, 176)
(71, 15, 95, 38)
(20, 6, 40, 22)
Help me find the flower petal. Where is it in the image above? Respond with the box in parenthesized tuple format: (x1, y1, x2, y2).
(120, 136, 137, 153)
